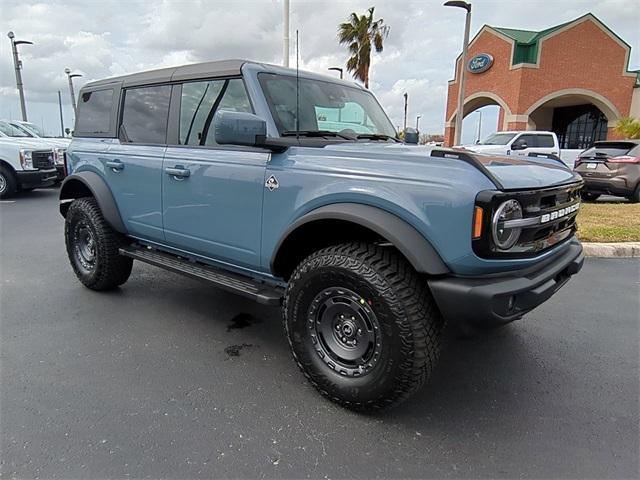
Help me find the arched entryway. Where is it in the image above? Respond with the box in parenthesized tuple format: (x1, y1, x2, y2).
(526, 88, 621, 149)
(445, 92, 513, 145)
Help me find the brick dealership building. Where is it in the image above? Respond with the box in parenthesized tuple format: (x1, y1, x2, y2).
(444, 13, 640, 147)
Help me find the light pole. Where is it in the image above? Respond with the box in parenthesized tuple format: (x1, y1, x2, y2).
(65, 68, 82, 117)
(58, 91, 65, 137)
(416, 115, 422, 132)
(328, 67, 343, 79)
(283, 0, 290, 67)
(7, 31, 34, 121)
(403, 92, 408, 133)
(444, 0, 471, 146)
(475, 109, 482, 143)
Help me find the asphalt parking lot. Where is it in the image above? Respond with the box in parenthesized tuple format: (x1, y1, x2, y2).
(1, 188, 638, 479)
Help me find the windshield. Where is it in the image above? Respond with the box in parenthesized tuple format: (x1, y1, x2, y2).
(17, 122, 45, 137)
(0, 121, 31, 137)
(479, 133, 516, 145)
(258, 73, 397, 138)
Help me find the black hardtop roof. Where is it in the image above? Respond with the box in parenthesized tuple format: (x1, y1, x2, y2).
(80, 59, 366, 91)
(83, 59, 246, 89)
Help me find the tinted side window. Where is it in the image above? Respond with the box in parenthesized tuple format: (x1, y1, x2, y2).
(76, 89, 114, 135)
(121, 85, 171, 144)
(537, 135, 555, 148)
(179, 78, 252, 146)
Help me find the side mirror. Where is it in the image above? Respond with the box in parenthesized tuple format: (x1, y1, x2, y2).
(512, 141, 527, 150)
(214, 110, 267, 147)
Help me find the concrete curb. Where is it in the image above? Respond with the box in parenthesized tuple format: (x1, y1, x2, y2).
(582, 242, 640, 258)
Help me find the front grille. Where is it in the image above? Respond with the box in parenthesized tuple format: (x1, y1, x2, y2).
(32, 150, 55, 169)
(473, 182, 583, 259)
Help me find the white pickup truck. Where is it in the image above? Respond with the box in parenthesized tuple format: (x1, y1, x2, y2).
(0, 137, 58, 199)
(462, 131, 576, 166)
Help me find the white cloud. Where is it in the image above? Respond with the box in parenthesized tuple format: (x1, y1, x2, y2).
(0, 0, 638, 135)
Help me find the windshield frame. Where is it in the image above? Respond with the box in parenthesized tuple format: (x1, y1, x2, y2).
(257, 72, 397, 139)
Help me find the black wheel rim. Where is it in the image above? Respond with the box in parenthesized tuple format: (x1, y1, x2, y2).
(72, 220, 97, 273)
(307, 287, 381, 377)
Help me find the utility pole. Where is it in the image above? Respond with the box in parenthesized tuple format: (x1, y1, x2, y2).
(283, 0, 290, 67)
(403, 92, 408, 132)
(7, 31, 34, 121)
(58, 91, 65, 137)
(65, 68, 82, 117)
(416, 114, 422, 132)
(444, 1, 471, 146)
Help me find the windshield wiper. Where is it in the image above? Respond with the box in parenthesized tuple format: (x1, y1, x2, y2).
(355, 133, 400, 142)
(282, 130, 356, 140)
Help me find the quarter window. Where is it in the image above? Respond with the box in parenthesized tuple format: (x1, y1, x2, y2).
(120, 85, 171, 144)
(76, 89, 114, 135)
(179, 78, 252, 146)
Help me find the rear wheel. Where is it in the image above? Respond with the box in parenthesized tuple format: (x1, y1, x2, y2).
(629, 185, 640, 204)
(283, 243, 444, 411)
(65, 197, 133, 290)
(0, 165, 17, 199)
(581, 192, 600, 202)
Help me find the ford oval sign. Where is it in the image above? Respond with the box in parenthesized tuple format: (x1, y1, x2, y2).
(468, 53, 493, 74)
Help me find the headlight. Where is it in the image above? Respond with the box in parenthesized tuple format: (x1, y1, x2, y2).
(492, 199, 523, 250)
(53, 148, 66, 165)
(19, 150, 34, 170)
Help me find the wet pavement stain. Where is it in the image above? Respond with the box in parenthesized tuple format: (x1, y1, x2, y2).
(224, 343, 254, 357)
(226, 313, 261, 332)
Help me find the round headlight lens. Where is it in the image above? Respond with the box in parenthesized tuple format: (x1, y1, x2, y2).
(492, 199, 523, 250)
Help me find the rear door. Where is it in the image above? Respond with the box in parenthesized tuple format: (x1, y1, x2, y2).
(162, 78, 268, 271)
(106, 84, 171, 242)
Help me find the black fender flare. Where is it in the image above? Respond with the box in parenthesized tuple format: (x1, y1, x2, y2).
(59, 171, 127, 233)
(271, 203, 449, 275)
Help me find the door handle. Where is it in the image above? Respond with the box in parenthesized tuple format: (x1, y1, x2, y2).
(105, 160, 124, 171)
(165, 166, 190, 179)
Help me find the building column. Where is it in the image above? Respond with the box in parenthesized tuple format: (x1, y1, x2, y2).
(444, 124, 455, 147)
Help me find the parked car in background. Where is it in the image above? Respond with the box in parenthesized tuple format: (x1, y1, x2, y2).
(1, 120, 69, 183)
(463, 131, 561, 156)
(59, 59, 584, 411)
(574, 140, 640, 202)
(0, 136, 57, 198)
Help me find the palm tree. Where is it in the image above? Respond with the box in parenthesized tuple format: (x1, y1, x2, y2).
(614, 117, 640, 139)
(338, 7, 389, 89)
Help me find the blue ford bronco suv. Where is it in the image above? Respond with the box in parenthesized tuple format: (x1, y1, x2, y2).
(60, 60, 584, 411)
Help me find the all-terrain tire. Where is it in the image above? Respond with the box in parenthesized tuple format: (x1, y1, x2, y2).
(283, 242, 444, 412)
(65, 197, 133, 290)
(0, 165, 17, 199)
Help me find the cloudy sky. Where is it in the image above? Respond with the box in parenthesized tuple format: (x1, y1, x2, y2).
(1, 0, 638, 142)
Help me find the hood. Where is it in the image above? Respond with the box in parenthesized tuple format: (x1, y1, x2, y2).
(0, 137, 56, 150)
(462, 144, 506, 154)
(321, 142, 579, 190)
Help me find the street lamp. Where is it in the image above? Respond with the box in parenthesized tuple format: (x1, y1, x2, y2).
(416, 115, 422, 132)
(65, 68, 83, 117)
(444, 0, 471, 146)
(328, 67, 343, 79)
(7, 31, 34, 121)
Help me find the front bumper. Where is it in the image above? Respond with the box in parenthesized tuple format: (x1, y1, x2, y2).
(428, 239, 584, 328)
(55, 165, 66, 182)
(15, 168, 58, 189)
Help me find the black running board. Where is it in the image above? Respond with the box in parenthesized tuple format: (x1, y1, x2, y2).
(119, 245, 283, 306)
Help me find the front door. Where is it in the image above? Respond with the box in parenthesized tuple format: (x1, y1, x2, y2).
(162, 78, 268, 270)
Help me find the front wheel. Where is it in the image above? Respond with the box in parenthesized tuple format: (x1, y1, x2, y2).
(283, 243, 444, 411)
(0, 165, 17, 199)
(65, 197, 133, 290)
